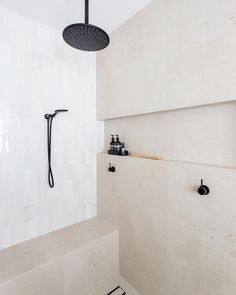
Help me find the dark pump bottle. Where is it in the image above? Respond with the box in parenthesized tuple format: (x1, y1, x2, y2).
(115, 134, 122, 152)
(110, 135, 116, 150)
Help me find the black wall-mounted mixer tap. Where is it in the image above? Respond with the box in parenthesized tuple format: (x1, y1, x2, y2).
(198, 179, 210, 196)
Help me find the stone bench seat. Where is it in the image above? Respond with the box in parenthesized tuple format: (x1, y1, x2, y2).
(0, 217, 119, 295)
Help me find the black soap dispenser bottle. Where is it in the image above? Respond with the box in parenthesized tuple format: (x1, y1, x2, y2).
(115, 134, 122, 153)
(110, 135, 115, 151)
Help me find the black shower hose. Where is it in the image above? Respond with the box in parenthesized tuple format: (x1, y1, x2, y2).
(46, 116, 54, 188)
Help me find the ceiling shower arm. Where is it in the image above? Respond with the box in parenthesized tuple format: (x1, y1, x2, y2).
(85, 0, 89, 24)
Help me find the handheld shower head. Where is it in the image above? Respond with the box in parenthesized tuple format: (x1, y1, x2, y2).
(53, 109, 69, 117)
(44, 108, 69, 188)
(54, 109, 68, 114)
(44, 109, 68, 119)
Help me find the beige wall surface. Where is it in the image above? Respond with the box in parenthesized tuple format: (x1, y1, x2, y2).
(97, 1, 236, 294)
(97, 153, 236, 295)
(97, 0, 236, 119)
(104, 102, 236, 168)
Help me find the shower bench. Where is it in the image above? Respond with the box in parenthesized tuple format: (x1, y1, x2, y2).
(0, 217, 119, 295)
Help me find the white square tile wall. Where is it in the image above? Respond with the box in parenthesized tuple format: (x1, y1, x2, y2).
(0, 6, 104, 249)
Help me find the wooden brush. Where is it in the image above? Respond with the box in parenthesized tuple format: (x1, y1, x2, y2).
(129, 152, 164, 161)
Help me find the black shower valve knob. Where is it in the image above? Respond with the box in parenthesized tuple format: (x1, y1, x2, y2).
(198, 179, 210, 196)
(108, 163, 115, 173)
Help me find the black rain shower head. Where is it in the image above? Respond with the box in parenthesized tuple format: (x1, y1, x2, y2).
(63, 0, 110, 52)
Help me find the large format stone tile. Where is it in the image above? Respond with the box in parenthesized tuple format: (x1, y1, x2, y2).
(97, 153, 123, 193)
(116, 156, 168, 213)
(0, 216, 116, 285)
(50, 217, 116, 254)
(166, 0, 236, 109)
(97, 187, 118, 227)
(97, 154, 123, 227)
(64, 232, 119, 295)
(166, 161, 236, 237)
(0, 215, 119, 295)
(167, 215, 236, 295)
(97, 0, 236, 120)
(0, 258, 64, 295)
(119, 194, 170, 295)
(97, 0, 166, 119)
(0, 234, 61, 284)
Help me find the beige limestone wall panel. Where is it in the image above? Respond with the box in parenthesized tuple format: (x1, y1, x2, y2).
(97, 153, 236, 295)
(97, 0, 167, 119)
(166, 0, 236, 108)
(64, 232, 119, 295)
(97, 0, 236, 119)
